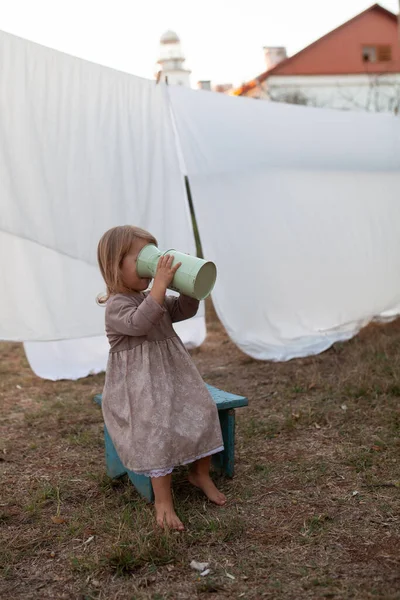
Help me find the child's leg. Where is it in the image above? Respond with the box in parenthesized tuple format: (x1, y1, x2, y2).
(188, 456, 227, 506)
(151, 474, 184, 531)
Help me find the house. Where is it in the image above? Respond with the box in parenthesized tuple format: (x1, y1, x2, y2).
(232, 4, 400, 113)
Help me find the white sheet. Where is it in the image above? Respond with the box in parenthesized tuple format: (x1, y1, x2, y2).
(0, 31, 204, 378)
(169, 87, 400, 360)
(24, 336, 110, 381)
(169, 87, 400, 174)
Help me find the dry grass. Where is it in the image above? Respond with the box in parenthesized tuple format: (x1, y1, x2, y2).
(1, 303, 399, 599)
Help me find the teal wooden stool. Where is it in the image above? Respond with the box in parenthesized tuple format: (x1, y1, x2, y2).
(94, 384, 248, 502)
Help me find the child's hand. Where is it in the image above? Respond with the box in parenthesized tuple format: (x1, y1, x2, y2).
(150, 255, 181, 306)
(154, 255, 181, 289)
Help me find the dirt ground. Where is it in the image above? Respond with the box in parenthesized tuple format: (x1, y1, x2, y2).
(1, 303, 399, 599)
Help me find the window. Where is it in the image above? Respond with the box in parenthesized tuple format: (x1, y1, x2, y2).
(377, 45, 392, 62)
(362, 46, 377, 62)
(362, 45, 392, 63)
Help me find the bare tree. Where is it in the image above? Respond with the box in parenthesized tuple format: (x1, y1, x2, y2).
(266, 88, 324, 108)
(269, 90, 309, 105)
(336, 74, 400, 114)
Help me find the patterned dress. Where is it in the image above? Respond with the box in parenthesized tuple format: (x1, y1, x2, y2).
(102, 292, 223, 477)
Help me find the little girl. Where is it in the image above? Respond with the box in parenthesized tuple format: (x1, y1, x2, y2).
(97, 225, 226, 531)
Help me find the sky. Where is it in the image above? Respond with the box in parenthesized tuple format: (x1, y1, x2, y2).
(0, 0, 398, 87)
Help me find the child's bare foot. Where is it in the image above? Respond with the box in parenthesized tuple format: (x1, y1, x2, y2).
(151, 473, 184, 531)
(188, 472, 227, 506)
(155, 502, 185, 531)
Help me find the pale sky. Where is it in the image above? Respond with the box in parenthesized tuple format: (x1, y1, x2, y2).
(0, 0, 398, 87)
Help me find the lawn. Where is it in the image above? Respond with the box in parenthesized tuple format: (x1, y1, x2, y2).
(1, 304, 399, 599)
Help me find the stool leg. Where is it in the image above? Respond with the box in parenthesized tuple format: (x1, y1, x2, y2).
(126, 470, 154, 503)
(104, 425, 126, 479)
(104, 425, 154, 502)
(212, 409, 235, 478)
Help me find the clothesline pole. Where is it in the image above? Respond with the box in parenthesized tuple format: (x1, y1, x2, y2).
(184, 175, 203, 259)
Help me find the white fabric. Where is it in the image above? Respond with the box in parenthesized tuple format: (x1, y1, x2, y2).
(169, 87, 400, 173)
(24, 336, 110, 381)
(169, 86, 400, 360)
(0, 31, 205, 378)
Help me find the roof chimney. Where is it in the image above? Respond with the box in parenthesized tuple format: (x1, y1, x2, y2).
(198, 81, 212, 91)
(263, 46, 287, 71)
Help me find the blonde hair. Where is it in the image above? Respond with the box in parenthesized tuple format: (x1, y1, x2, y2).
(97, 225, 157, 304)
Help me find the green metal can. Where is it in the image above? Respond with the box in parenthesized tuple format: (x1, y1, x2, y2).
(136, 244, 217, 300)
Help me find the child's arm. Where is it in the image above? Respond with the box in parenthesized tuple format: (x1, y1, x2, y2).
(106, 255, 181, 337)
(149, 254, 181, 306)
(164, 295, 200, 323)
(106, 294, 167, 337)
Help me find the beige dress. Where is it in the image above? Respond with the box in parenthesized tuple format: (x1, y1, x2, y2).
(102, 292, 223, 477)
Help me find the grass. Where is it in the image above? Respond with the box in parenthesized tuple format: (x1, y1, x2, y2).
(0, 303, 399, 599)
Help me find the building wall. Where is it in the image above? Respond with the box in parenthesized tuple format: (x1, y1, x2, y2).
(273, 8, 400, 76)
(265, 73, 400, 112)
(158, 35, 191, 88)
(159, 41, 184, 62)
(159, 70, 191, 87)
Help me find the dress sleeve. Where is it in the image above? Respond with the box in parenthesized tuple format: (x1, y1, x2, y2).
(106, 294, 166, 336)
(164, 294, 200, 323)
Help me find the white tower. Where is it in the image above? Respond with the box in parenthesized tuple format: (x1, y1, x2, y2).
(157, 31, 191, 87)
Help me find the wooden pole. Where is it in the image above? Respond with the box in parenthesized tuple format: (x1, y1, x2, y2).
(184, 176, 203, 258)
